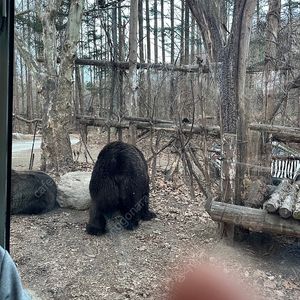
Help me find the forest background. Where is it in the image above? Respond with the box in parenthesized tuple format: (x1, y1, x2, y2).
(13, 0, 300, 238)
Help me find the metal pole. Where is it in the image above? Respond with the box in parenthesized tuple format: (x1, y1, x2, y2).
(0, 0, 14, 251)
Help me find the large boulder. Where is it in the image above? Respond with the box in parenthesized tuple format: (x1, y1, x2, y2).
(57, 171, 92, 210)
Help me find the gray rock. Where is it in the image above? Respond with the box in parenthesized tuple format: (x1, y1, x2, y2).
(57, 171, 92, 210)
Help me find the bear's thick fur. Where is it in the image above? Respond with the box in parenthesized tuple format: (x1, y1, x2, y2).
(87, 141, 156, 235)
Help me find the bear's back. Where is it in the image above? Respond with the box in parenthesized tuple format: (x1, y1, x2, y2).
(94, 141, 147, 178)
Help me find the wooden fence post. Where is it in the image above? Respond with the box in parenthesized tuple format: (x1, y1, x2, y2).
(129, 121, 137, 145)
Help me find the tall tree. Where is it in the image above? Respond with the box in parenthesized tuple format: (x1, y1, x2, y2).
(187, 0, 256, 240)
(264, 0, 281, 122)
(260, 0, 281, 180)
(128, 0, 138, 117)
(15, 0, 85, 173)
(161, 0, 166, 64)
(154, 0, 158, 63)
(170, 0, 175, 64)
(184, 1, 190, 65)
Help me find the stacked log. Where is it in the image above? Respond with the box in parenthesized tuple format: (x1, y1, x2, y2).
(293, 187, 300, 219)
(245, 180, 274, 208)
(205, 179, 300, 238)
(263, 179, 291, 213)
(261, 179, 300, 219)
(205, 196, 300, 238)
(279, 183, 299, 218)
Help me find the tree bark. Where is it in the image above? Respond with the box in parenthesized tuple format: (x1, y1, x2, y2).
(161, 0, 165, 64)
(187, 0, 256, 241)
(154, 0, 158, 64)
(41, 0, 84, 172)
(15, 0, 84, 173)
(261, 0, 281, 182)
(264, 0, 281, 122)
(170, 0, 175, 64)
(128, 0, 138, 116)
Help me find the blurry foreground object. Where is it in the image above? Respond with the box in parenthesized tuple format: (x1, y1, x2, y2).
(169, 265, 250, 300)
(0, 246, 31, 299)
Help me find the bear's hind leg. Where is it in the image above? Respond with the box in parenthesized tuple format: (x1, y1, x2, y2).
(140, 195, 157, 220)
(86, 203, 107, 236)
(121, 215, 139, 231)
(119, 199, 140, 231)
(119, 206, 139, 231)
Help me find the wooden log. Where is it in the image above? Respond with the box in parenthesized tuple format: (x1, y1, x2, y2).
(263, 179, 290, 213)
(249, 123, 300, 143)
(75, 58, 210, 73)
(292, 188, 300, 219)
(75, 115, 221, 137)
(205, 197, 300, 238)
(279, 183, 299, 218)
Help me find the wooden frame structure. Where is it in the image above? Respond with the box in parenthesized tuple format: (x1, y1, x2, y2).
(76, 114, 300, 238)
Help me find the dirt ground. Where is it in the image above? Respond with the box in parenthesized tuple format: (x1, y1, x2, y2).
(10, 130, 300, 300)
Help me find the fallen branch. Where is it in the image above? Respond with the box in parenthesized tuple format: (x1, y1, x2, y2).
(13, 114, 42, 123)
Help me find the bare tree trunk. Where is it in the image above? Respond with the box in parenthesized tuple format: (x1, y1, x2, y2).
(128, 0, 138, 117)
(170, 0, 175, 64)
(15, 0, 84, 173)
(180, 0, 185, 65)
(264, 0, 281, 122)
(26, 2, 33, 134)
(146, 0, 152, 118)
(187, 0, 256, 241)
(26, 69, 33, 134)
(161, 0, 165, 64)
(154, 0, 158, 63)
(184, 2, 190, 65)
(138, 0, 145, 116)
(118, 7, 125, 139)
(111, 6, 119, 119)
(75, 64, 84, 115)
(41, 0, 85, 173)
(261, 0, 281, 182)
(191, 15, 195, 62)
(20, 57, 25, 116)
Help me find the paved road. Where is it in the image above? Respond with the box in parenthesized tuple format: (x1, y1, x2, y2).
(12, 139, 79, 152)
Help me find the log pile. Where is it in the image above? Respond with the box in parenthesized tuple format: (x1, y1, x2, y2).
(205, 196, 300, 238)
(205, 179, 300, 238)
(263, 179, 300, 219)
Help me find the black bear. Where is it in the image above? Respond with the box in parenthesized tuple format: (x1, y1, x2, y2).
(11, 170, 57, 214)
(87, 141, 156, 236)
